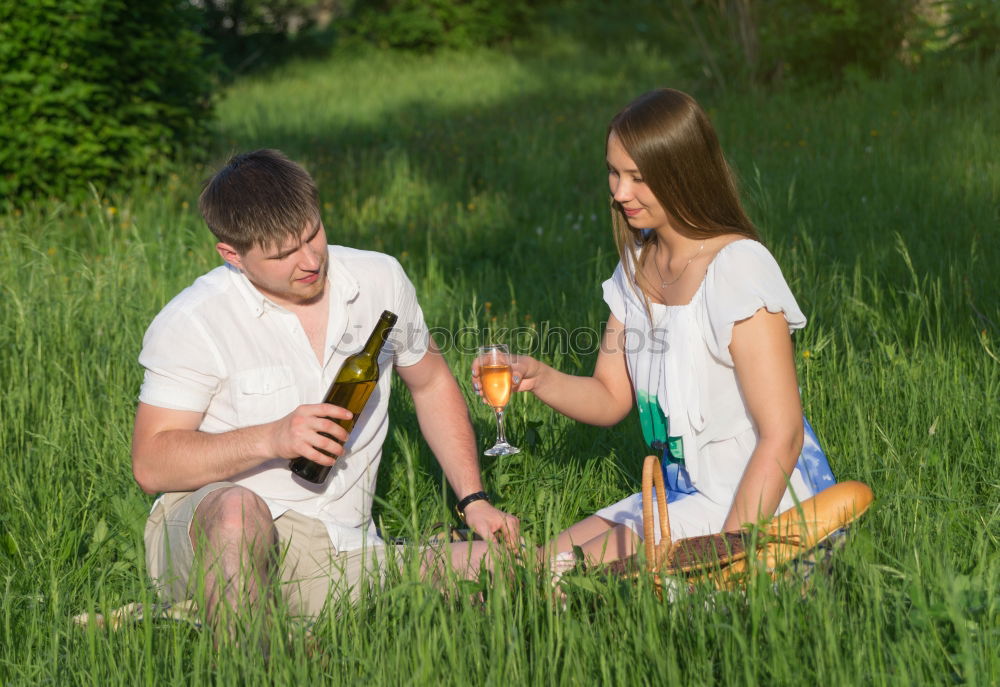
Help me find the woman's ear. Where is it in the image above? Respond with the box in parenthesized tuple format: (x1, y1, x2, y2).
(216, 242, 243, 270)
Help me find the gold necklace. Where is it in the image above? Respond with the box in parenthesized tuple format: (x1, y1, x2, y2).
(653, 241, 705, 288)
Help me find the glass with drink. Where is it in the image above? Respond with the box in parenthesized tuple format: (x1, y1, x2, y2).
(477, 344, 520, 456)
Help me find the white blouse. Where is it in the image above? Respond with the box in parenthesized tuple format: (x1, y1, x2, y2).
(597, 239, 819, 539)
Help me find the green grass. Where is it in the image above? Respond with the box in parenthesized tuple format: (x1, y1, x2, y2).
(1, 31, 998, 686)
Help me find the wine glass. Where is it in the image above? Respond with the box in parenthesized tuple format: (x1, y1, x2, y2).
(476, 344, 520, 456)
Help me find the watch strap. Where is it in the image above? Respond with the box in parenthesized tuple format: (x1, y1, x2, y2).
(455, 491, 490, 519)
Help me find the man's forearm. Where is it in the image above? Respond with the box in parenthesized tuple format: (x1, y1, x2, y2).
(410, 376, 485, 500)
(401, 349, 521, 545)
(132, 401, 353, 495)
(132, 423, 273, 494)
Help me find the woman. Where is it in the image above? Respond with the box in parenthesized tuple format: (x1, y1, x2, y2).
(474, 88, 834, 566)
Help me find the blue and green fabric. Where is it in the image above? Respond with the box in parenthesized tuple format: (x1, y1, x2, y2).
(636, 390, 835, 502)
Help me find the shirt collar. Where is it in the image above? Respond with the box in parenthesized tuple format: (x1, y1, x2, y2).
(326, 251, 360, 306)
(225, 247, 360, 318)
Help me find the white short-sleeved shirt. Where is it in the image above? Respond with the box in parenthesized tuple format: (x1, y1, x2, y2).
(138, 246, 429, 551)
(595, 239, 817, 540)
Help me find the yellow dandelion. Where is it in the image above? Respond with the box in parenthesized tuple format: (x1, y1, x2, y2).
(107, 206, 117, 216)
(802, 350, 812, 359)
(47, 246, 57, 256)
(870, 129, 879, 137)
(798, 139, 807, 147)
(181, 201, 189, 209)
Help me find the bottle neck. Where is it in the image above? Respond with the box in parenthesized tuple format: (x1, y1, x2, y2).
(362, 311, 397, 357)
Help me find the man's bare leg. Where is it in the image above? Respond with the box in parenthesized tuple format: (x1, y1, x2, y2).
(421, 540, 493, 584)
(191, 486, 277, 641)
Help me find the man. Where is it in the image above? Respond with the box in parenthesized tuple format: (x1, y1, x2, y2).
(132, 149, 518, 634)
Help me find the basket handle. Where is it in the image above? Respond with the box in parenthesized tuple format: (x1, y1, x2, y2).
(642, 455, 672, 572)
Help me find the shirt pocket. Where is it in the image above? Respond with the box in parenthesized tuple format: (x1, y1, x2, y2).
(231, 365, 300, 427)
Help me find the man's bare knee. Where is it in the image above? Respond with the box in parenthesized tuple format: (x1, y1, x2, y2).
(193, 486, 274, 548)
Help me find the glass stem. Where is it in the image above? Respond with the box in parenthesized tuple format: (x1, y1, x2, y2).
(494, 407, 509, 446)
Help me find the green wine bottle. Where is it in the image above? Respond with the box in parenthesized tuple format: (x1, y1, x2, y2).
(289, 310, 398, 484)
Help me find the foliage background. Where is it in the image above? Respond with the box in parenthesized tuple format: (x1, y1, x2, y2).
(2, 0, 996, 205)
(0, 0, 214, 204)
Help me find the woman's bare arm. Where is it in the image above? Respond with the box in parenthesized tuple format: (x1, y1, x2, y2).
(723, 308, 804, 531)
(472, 314, 635, 427)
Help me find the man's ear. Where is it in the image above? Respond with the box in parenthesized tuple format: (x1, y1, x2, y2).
(216, 242, 243, 270)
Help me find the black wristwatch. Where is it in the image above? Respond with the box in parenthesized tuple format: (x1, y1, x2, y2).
(455, 491, 490, 520)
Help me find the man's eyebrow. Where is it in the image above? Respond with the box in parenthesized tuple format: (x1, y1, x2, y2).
(267, 222, 320, 259)
(266, 244, 295, 259)
(304, 221, 321, 242)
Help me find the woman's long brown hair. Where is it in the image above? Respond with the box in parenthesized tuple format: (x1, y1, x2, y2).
(607, 89, 759, 297)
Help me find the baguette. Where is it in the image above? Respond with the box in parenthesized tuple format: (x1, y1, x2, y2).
(760, 480, 874, 570)
(641, 454, 874, 584)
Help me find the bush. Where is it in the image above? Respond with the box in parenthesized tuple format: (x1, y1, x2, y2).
(668, 0, 998, 90)
(345, 0, 534, 50)
(667, 0, 918, 89)
(916, 0, 1000, 62)
(763, 0, 918, 83)
(198, 0, 348, 73)
(0, 0, 215, 205)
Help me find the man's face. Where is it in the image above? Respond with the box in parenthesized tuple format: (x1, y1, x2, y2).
(217, 219, 329, 307)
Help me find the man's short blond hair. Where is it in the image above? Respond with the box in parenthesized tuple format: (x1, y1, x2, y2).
(199, 149, 320, 254)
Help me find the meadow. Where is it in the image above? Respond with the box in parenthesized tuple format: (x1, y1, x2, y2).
(1, 24, 998, 686)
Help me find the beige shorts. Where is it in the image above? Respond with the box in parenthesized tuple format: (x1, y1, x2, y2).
(144, 482, 404, 618)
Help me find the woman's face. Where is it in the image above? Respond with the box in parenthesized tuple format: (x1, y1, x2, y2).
(606, 132, 669, 233)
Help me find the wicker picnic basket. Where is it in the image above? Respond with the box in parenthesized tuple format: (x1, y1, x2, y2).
(634, 455, 874, 595)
